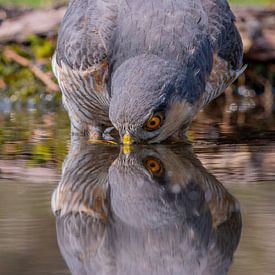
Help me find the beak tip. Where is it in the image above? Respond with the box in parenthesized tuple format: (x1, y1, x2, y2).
(122, 134, 135, 145)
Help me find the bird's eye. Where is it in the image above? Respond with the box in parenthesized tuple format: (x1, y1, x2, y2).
(143, 157, 163, 176)
(143, 113, 164, 131)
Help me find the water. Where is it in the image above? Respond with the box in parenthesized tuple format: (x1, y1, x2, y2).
(0, 107, 274, 275)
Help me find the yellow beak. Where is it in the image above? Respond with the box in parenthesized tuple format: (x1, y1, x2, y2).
(122, 133, 135, 145)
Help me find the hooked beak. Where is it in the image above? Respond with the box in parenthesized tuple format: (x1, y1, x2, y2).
(122, 132, 135, 145)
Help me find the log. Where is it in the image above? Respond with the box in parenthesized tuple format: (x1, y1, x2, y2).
(0, 5, 274, 61)
(0, 7, 66, 43)
(0, 5, 31, 23)
(234, 6, 275, 62)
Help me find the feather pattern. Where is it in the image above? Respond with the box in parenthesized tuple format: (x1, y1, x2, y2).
(53, 0, 117, 135)
(53, 0, 244, 139)
(200, 0, 245, 107)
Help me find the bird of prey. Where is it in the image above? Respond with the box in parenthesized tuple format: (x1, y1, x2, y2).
(53, 0, 245, 144)
(52, 142, 242, 275)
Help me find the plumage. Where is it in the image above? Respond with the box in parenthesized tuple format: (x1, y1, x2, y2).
(53, 0, 244, 143)
(52, 142, 242, 275)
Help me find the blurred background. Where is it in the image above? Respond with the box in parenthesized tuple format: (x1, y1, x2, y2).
(0, 1, 274, 275)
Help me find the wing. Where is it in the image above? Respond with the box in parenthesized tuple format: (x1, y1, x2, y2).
(201, 0, 246, 106)
(55, 0, 117, 71)
(52, 0, 118, 125)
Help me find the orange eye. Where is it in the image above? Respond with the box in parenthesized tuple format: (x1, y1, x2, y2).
(143, 157, 163, 176)
(144, 113, 164, 131)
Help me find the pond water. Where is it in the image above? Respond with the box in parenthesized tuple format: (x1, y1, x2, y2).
(0, 105, 274, 275)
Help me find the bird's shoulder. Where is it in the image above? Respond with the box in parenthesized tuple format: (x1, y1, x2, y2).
(202, 0, 243, 69)
(55, 0, 117, 71)
(198, 0, 245, 106)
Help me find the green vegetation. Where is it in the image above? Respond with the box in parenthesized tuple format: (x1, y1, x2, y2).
(0, 0, 51, 7)
(229, 0, 272, 5)
(0, 0, 66, 7)
(0, 35, 61, 108)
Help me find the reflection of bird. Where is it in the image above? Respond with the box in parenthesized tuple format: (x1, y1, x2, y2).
(52, 140, 118, 218)
(53, 0, 245, 144)
(52, 142, 242, 275)
(51, 141, 118, 275)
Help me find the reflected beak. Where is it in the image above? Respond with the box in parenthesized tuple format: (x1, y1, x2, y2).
(122, 133, 135, 145)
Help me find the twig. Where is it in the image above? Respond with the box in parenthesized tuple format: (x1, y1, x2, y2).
(3, 47, 59, 92)
(0, 78, 7, 90)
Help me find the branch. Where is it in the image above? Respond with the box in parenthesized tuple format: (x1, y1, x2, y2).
(3, 47, 59, 92)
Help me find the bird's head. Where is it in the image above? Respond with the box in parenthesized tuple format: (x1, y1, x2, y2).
(109, 54, 205, 144)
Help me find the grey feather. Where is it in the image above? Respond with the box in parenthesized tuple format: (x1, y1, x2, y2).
(56, 0, 117, 70)
(202, 0, 243, 69)
(53, 0, 118, 136)
(53, 0, 244, 142)
(199, 0, 245, 107)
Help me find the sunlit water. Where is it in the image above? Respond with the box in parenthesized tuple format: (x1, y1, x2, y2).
(0, 108, 274, 275)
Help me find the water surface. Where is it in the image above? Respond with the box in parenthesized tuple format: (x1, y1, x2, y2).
(0, 108, 274, 275)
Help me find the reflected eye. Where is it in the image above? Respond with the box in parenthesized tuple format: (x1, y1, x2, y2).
(144, 113, 164, 131)
(143, 157, 163, 176)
